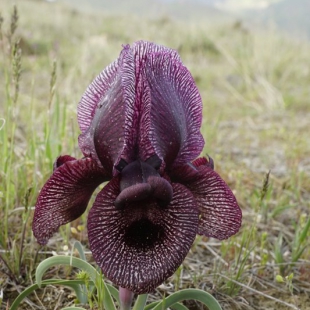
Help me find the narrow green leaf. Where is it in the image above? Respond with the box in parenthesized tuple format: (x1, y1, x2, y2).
(299, 217, 310, 244)
(10, 282, 40, 310)
(132, 294, 148, 310)
(171, 302, 190, 310)
(146, 301, 189, 310)
(35, 256, 116, 310)
(36, 256, 98, 287)
(106, 284, 120, 303)
(144, 301, 160, 310)
(70, 241, 88, 303)
(10, 279, 88, 310)
(72, 241, 87, 261)
(292, 245, 307, 262)
(151, 289, 222, 310)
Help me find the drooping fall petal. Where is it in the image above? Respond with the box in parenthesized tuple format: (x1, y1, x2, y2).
(87, 177, 199, 294)
(32, 157, 109, 245)
(172, 164, 242, 240)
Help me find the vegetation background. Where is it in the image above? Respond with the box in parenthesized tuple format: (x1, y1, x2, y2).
(0, 0, 310, 309)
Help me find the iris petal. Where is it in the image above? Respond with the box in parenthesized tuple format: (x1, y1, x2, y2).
(92, 76, 128, 171)
(192, 156, 214, 170)
(172, 164, 242, 240)
(119, 41, 182, 167)
(53, 155, 76, 170)
(78, 46, 137, 172)
(140, 51, 204, 168)
(32, 157, 108, 245)
(131, 41, 181, 64)
(77, 41, 203, 172)
(87, 177, 199, 294)
(78, 60, 119, 133)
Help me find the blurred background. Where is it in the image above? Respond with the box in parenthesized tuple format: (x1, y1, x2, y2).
(58, 0, 310, 40)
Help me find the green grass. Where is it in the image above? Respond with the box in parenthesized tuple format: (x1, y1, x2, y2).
(1, 0, 310, 309)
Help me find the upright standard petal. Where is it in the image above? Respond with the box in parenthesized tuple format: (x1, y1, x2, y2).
(139, 51, 204, 168)
(78, 60, 119, 133)
(77, 59, 123, 168)
(77, 41, 203, 172)
(115, 41, 182, 169)
(172, 164, 242, 240)
(78, 45, 137, 172)
(87, 177, 199, 294)
(32, 157, 109, 245)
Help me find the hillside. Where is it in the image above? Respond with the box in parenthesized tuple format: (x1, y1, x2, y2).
(60, 0, 310, 40)
(60, 0, 234, 23)
(224, 0, 310, 40)
(255, 0, 310, 39)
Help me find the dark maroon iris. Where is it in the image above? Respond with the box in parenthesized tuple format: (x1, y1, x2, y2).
(115, 158, 172, 209)
(32, 41, 242, 294)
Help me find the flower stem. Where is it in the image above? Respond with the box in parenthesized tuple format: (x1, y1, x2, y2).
(132, 293, 148, 310)
(119, 287, 134, 310)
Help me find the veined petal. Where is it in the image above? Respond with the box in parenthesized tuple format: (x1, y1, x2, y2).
(131, 40, 181, 64)
(78, 45, 137, 172)
(77, 41, 203, 173)
(53, 155, 76, 170)
(78, 60, 119, 133)
(192, 156, 214, 170)
(92, 75, 128, 171)
(32, 157, 109, 245)
(119, 41, 183, 167)
(140, 51, 204, 168)
(173, 164, 242, 240)
(78, 129, 103, 168)
(88, 177, 199, 294)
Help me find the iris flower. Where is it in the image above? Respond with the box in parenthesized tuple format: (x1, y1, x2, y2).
(33, 41, 241, 294)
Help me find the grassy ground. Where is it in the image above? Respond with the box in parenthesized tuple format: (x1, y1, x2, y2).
(1, 0, 310, 309)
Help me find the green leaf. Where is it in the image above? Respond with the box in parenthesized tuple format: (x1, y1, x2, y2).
(72, 241, 87, 261)
(144, 301, 160, 310)
(35, 255, 117, 310)
(10, 279, 88, 310)
(11, 256, 120, 310)
(151, 289, 222, 310)
(292, 244, 307, 262)
(132, 294, 148, 310)
(106, 284, 120, 304)
(70, 241, 88, 303)
(299, 217, 310, 244)
(146, 301, 190, 310)
(171, 302, 190, 310)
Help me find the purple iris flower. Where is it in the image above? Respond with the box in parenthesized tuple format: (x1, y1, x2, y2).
(32, 41, 242, 294)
